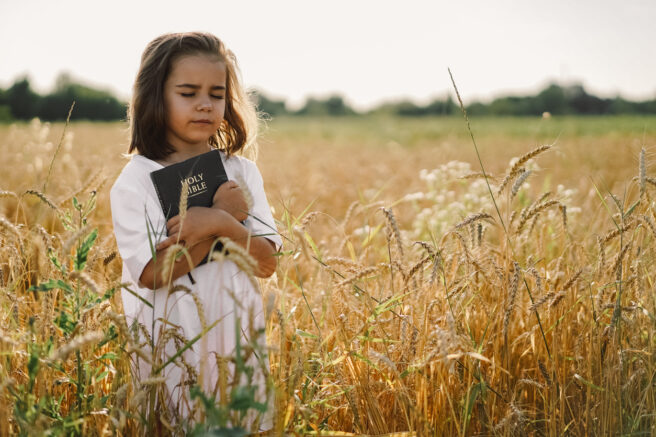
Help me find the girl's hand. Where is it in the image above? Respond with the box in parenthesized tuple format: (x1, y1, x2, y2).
(156, 207, 222, 251)
(212, 180, 248, 222)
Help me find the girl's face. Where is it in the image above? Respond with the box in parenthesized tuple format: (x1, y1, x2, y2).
(163, 54, 227, 152)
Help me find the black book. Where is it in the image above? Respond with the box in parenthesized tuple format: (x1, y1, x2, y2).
(150, 149, 228, 219)
(149, 149, 228, 267)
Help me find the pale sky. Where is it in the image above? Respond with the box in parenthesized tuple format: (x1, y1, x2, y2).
(1, 0, 655, 110)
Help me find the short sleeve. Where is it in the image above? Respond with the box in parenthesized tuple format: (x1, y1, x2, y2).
(110, 178, 167, 285)
(242, 161, 282, 251)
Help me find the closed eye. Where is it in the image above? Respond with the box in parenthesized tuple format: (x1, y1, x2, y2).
(179, 93, 223, 99)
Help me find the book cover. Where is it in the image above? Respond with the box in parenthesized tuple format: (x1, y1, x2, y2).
(150, 149, 228, 220)
(149, 149, 229, 267)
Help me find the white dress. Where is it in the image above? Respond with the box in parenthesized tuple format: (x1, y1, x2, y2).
(110, 151, 281, 421)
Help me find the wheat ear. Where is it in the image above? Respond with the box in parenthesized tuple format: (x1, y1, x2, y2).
(497, 144, 552, 195)
(23, 189, 58, 210)
(503, 262, 521, 340)
(639, 147, 646, 198)
(452, 212, 493, 230)
(511, 169, 532, 199)
(178, 179, 189, 222)
(381, 207, 404, 257)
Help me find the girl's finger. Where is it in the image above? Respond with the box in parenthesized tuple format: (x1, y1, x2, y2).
(167, 215, 180, 229)
(156, 236, 175, 251)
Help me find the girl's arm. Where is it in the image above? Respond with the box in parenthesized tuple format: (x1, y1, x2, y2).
(203, 209, 276, 277)
(143, 207, 276, 289)
(138, 205, 228, 289)
(160, 208, 276, 276)
(139, 236, 218, 290)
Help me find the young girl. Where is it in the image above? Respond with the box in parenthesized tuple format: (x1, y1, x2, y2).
(110, 32, 281, 426)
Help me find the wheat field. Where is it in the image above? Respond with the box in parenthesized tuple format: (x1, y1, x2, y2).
(1, 115, 655, 436)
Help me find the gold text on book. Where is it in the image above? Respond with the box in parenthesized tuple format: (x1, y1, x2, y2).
(182, 173, 208, 197)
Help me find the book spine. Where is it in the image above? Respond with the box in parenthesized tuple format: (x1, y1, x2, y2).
(149, 174, 168, 218)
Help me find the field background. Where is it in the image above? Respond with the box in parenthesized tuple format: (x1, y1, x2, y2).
(1, 115, 656, 435)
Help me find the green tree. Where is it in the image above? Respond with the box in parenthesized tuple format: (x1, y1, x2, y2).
(251, 90, 288, 117)
(38, 73, 125, 121)
(466, 101, 491, 116)
(296, 95, 356, 116)
(6, 77, 40, 119)
(0, 87, 11, 121)
(566, 84, 610, 114)
(536, 83, 568, 114)
(425, 96, 457, 115)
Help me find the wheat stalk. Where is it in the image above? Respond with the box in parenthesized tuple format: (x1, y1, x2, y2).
(178, 179, 189, 221)
(325, 256, 362, 269)
(497, 145, 552, 195)
(69, 270, 100, 295)
(0, 190, 18, 200)
(49, 331, 104, 362)
(61, 224, 91, 261)
(550, 291, 567, 308)
(610, 242, 632, 278)
(516, 200, 561, 233)
(526, 267, 543, 295)
(212, 236, 259, 289)
(529, 291, 556, 312)
(161, 243, 186, 284)
(32, 224, 54, 253)
(381, 207, 404, 257)
(601, 220, 636, 244)
(300, 211, 320, 230)
(642, 214, 656, 239)
(639, 147, 646, 198)
(405, 254, 432, 284)
(562, 269, 583, 291)
(459, 172, 497, 181)
(560, 205, 568, 234)
(503, 262, 521, 340)
(336, 266, 378, 289)
(342, 200, 360, 227)
(103, 251, 117, 266)
(511, 169, 531, 199)
(43, 101, 75, 194)
(0, 216, 22, 244)
(452, 212, 493, 230)
(234, 174, 254, 212)
(23, 189, 58, 211)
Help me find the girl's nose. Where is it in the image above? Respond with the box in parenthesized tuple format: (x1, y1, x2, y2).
(196, 99, 212, 111)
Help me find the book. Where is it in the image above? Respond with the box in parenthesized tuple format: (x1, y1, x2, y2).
(150, 149, 228, 220)
(150, 149, 229, 267)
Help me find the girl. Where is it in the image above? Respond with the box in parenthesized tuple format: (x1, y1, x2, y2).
(110, 32, 281, 427)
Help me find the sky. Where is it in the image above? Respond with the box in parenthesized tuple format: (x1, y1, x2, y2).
(1, 0, 655, 111)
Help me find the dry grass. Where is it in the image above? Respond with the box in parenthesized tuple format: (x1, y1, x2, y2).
(1, 116, 656, 435)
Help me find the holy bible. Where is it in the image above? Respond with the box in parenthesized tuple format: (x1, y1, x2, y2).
(150, 149, 228, 220)
(150, 149, 229, 268)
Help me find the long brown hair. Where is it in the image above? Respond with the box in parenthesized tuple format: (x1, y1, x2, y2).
(128, 32, 257, 160)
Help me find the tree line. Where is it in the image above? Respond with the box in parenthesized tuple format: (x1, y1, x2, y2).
(1, 74, 655, 122)
(256, 84, 656, 117)
(0, 74, 125, 122)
